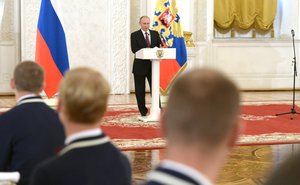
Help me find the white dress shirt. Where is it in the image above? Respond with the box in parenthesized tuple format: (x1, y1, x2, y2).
(141, 29, 151, 45)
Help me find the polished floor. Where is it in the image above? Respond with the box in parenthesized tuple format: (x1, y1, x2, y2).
(1, 91, 300, 185)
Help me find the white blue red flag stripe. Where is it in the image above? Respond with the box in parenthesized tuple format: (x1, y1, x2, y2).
(36, 0, 69, 98)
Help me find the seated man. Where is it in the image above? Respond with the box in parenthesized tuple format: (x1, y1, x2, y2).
(0, 61, 65, 185)
(31, 67, 132, 185)
(265, 151, 300, 185)
(143, 68, 242, 185)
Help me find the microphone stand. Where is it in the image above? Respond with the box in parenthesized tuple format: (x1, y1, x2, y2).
(276, 30, 300, 119)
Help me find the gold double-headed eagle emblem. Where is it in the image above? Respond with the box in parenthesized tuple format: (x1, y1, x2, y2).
(156, 49, 164, 58)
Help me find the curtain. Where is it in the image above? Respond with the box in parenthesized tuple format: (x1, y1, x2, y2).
(214, 0, 277, 32)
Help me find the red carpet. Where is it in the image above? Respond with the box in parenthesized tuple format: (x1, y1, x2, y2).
(242, 104, 300, 135)
(100, 104, 300, 150)
(102, 110, 162, 140)
(2, 104, 300, 150)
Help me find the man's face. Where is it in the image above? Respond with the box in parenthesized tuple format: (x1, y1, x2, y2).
(139, 17, 150, 31)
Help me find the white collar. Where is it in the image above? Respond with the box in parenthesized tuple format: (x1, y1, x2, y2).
(141, 29, 150, 35)
(65, 128, 103, 145)
(160, 160, 213, 185)
(16, 94, 38, 103)
(16, 94, 44, 106)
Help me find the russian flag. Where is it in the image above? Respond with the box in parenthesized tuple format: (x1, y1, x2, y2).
(36, 0, 69, 98)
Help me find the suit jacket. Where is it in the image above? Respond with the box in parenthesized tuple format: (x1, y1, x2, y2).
(131, 29, 162, 75)
(0, 96, 65, 185)
(30, 133, 131, 185)
(143, 166, 204, 185)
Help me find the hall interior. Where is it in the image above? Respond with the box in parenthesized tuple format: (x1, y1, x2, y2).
(1, 0, 300, 184)
(1, 91, 300, 185)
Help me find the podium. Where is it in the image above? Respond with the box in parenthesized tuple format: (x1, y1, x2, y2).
(135, 48, 176, 122)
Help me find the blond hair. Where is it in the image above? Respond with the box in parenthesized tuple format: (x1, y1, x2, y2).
(14, 61, 44, 94)
(163, 68, 240, 146)
(59, 67, 110, 124)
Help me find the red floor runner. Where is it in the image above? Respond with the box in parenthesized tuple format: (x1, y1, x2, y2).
(242, 104, 300, 135)
(2, 104, 300, 148)
(101, 104, 300, 146)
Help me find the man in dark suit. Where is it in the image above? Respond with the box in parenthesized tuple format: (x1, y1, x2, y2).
(31, 67, 131, 185)
(0, 61, 65, 185)
(265, 150, 300, 185)
(131, 16, 162, 118)
(143, 69, 242, 185)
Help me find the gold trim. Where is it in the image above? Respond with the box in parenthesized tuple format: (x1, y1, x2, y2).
(17, 99, 44, 105)
(111, 133, 300, 150)
(183, 31, 195, 47)
(59, 137, 110, 156)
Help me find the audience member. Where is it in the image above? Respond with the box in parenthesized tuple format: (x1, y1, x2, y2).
(264, 151, 300, 185)
(0, 61, 65, 185)
(143, 68, 242, 185)
(31, 67, 132, 185)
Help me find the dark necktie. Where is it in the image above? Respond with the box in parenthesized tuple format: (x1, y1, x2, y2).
(145, 32, 150, 48)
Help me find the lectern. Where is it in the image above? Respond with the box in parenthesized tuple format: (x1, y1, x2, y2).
(135, 48, 176, 122)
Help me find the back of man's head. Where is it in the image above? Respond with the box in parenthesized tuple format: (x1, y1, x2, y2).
(163, 68, 240, 147)
(13, 61, 44, 94)
(59, 67, 110, 124)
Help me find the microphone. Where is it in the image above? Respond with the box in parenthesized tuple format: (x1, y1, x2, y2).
(159, 34, 168, 48)
(160, 33, 166, 42)
(291, 29, 295, 37)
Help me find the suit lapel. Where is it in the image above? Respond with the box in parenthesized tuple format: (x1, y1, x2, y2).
(150, 30, 155, 48)
(139, 30, 147, 48)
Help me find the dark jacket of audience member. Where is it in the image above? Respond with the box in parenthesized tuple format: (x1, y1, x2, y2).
(265, 151, 300, 185)
(30, 67, 131, 185)
(0, 61, 65, 185)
